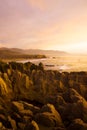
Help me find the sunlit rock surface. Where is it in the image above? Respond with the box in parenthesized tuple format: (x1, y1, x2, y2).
(0, 61, 87, 129)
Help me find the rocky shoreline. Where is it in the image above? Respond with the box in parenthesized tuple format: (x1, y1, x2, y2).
(0, 61, 87, 130)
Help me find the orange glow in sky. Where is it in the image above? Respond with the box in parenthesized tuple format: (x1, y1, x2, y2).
(0, 0, 87, 53)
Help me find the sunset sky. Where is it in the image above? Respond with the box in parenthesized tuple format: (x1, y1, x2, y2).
(0, 0, 87, 53)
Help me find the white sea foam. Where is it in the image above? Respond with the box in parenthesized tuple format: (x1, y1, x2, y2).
(17, 55, 87, 72)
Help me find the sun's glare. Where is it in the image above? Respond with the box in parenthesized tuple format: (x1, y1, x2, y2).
(48, 42, 87, 54)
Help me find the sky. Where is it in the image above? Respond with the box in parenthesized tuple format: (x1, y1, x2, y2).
(0, 0, 87, 53)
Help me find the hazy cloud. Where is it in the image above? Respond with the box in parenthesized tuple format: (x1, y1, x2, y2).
(0, 0, 87, 53)
(26, 0, 46, 10)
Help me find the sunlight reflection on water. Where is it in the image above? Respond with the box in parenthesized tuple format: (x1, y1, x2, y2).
(18, 55, 87, 72)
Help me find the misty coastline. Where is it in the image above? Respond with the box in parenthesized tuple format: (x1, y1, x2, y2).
(17, 55, 87, 72)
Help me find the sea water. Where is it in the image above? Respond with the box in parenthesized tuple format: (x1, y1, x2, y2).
(18, 55, 87, 72)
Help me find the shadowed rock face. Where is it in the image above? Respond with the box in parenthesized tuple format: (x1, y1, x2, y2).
(67, 119, 87, 130)
(24, 120, 39, 130)
(35, 104, 64, 127)
(0, 61, 87, 130)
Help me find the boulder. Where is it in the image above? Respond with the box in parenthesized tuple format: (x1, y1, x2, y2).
(0, 77, 8, 96)
(11, 112, 22, 123)
(0, 122, 7, 130)
(8, 116, 17, 130)
(36, 112, 62, 127)
(12, 101, 24, 112)
(20, 101, 40, 114)
(19, 109, 33, 117)
(63, 88, 83, 103)
(35, 104, 63, 127)
(59, 98, 87, 125)
(67, 118, 87, 130)
(45, 95, 66, 107)
(18, 122, 25, 130)
(23, 116, 32, 123)
(24, 120, 39, 130)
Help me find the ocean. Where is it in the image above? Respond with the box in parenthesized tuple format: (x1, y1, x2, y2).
(18, 55, 87, 72)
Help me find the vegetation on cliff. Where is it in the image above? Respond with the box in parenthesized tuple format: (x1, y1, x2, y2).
(0, 48, 46, 60)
